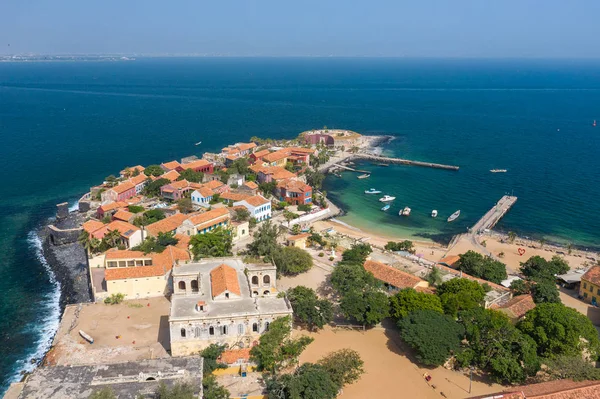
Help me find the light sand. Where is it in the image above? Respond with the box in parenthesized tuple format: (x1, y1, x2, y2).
(297, 324, 502, 399)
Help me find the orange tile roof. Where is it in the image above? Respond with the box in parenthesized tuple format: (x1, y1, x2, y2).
(225, 154, 238, 161)
(287, 233, 310, 241)
(161, 160, 181, 170)
(262, 149, 290, 163)
(195, 187, 214, 197)
(105, 245, 190, 281)
(277, 179, 311, 193)
(181, 159, 211, 170)
(469, 380, 600, 399)
(91, 220, 140, 240)
(364, 260, 424, 289)
(113, 210, 134, 222)
(110, 181, 135, 194)
(438, 255, 461, 266)
(165, 179, 190, 190)
(256, 166, 297, 180)
(99, 201, 128, 212)
(128, 174, 148, 186)
(105, 249, 148, 259)
(241, 195, 270, 207)
(218, 348, 251, 365)
(244, 181, 258, 189)
(251, 149, 271, 159)
(220, 192, 251, 202)
(435, 263, 511, 292)
(120, 165, 145, 176)
(160, 170, 180, 182)
(83, 220, 105, 235)
(210, 264, 241, 297)
(146, 213, 189, 236)
(204, 180, 225, 190)
(498, 295, 536, 319)
(174, 234, 191, 250)
(287, 147, 315, 154)
(582, 266, 600, 286)
(237, 142, 257, 151)
(187, 207, 230, 226)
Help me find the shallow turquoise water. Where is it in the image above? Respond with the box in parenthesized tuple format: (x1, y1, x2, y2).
(1, 58, 600, 393)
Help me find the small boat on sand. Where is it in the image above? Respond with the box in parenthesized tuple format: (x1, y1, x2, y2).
(357, 174, 371, 179)
(79, 330, 94, 344)
(379, 195, 396, 202)
(400, 207, 411, 216)
(448, 210, 460, 222)
(381, 204, 390, 211)
(431, 210, 438, 218)
(490, 169, 507, 173)
(365, 188, 382, 194)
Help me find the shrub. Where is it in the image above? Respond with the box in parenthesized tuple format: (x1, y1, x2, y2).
(104, 293, 125, 305)
(127, 205, 145, 213)
(329, 257, 334, 261)
(318, 252, 324, 257)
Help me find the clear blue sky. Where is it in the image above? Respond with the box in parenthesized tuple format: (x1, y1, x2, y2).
(1, 0, 599, 57)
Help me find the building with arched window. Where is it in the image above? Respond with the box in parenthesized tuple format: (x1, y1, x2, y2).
(169, 257, 292, 357)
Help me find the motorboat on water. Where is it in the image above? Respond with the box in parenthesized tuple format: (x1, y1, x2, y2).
(381, 204, 390, 211)
(490, 169, 507, 173)
(379, 195, 396, 202)
(357, 174, 371, 179)
(431, 210, 438, 218)
(400, 207, 411, 216)
(447, 210, 460, 222)
(195, 141, 202, 146)
(365, 188, 382, 194)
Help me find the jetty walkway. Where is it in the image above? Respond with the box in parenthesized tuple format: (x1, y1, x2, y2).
(331, 163, 370, 174)
(351, 154, 460, 171)
(471, 195, 518, 233)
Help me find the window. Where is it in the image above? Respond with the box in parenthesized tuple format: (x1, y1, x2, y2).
(135, 260, 144, 266)
(191, 280, 199, 292)
(252, 323, 258, 332)
(584, 283, 587, 289)
(118, 261, 126, 267)
(263, 290, 270, 296)
(180, 328, 186, 338)
(584, 292, 588, 298)
(252, 276, 259, 285)
(265, 322, 270, 331)
(127, 260, 135, 267)
(225, 293, 230, 299)
(597, 288, 600, 295)
(238, 324, 244, 334)
(178, 281, 186, 291)
(209, 326, 215, 336)
(195, 327, 201, 337)
(263, 275, 270, 285)
(220, 325, 228, 335)
(242, 229, 246, 235)
(107, 261, 117, 268)
(253, 291, 259, 296)
(144, 260, 153, 266)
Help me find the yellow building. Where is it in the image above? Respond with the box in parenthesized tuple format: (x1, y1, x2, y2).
(287, 233, 310, 249)
(580, 266, 600, 306)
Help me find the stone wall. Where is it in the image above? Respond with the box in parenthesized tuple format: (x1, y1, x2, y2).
(48, 225, 82, 246)
(56, 202, 69, 220)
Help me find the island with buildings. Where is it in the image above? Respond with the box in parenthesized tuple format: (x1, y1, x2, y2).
(6, 128, 600, 399)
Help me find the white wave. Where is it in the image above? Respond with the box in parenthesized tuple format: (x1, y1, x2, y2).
(68, 201, 79, 213)
(6, 232, 62, 388)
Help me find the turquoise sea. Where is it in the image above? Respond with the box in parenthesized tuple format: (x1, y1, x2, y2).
(1, 58, 600, 392)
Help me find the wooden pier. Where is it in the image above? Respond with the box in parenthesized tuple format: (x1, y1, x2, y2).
(350, 154, 460, 171)
(471, 195, 518, 233)
(330, 163, 370, 174)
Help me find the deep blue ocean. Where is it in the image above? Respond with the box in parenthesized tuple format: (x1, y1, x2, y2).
(1, 58, 600, 392)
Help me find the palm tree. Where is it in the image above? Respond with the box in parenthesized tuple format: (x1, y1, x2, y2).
(567, 243, 573, 255)
(104, 229, 122, 248)
(507, 231, 517, 243)
(79, 231, 93, 257)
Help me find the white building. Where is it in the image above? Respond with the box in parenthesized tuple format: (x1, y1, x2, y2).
(169, 258, 292, 356)
(191, 187, 214, 208)
(233, 195, 271, 222)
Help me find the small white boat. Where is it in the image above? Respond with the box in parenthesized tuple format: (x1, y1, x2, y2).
(365, 188, 382, 194)
(79, 330, 94, 344)
(431, 210, 438, 218)
(381, 204, 390, 211)
(195, 141, 202, 146)
(400, 207, 411, 216)
(357, 174, 371, 179)
(379, 195, 396, 202)
(448, 210, 461, 222)
(490, 169, 507, 173)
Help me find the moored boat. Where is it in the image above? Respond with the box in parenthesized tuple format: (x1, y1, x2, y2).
(79, 330, 94, 344)
(379, 195, 396, 202)
(431, 210, 438, 218)
(400, 207, 411, 216)
(357, 173, 371, 179)
(490, 169, 507, 173)
(381, 204, 390, 211)
(365, 188, 382, 194)
(447, 210, 460, 222)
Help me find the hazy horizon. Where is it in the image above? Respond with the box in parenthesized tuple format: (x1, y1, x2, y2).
(2, 0, 600, 58)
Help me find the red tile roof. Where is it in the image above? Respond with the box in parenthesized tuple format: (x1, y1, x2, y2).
(90, 220, 140, 240)
(120, 165, 145, 176)
(363, 260, 424, 289)
(113, 210, 134, 222)
(110, 181, 135, 194)
(498, 295, 536, 319)
(187, 208, 230, 227)
(174, 234, 190, 250)
(257, 166, 297, 180)
(469, 379, 600, 399)
(210, 264, 241, 297)
(287, 147, 315, 155)
(218, 348, 251, 365)
(161, 160, 181, 170)
(181, 159, 211, 170)
(582, 266, 600, 286)
(262, 149, 290, 163)
(221, 192, 252, 202)
(438, 255, 461, 266)
(160, 170, 180, 182)
(237, 142, 257, 151)
(105, 245, 190, 281)
(146, 213, 189, 236)
(204, 180, 225, 190)
(128, 174, 148, 186)
(251, 149, 271, 159)
(99, 201, 128, 213)
(435, 263, 511, 292)
(244, 181, 258, 189)
(287, 233, 310, 241)
(277, 179, 311, 193)
(195, 187, 214, 197)
(241, 195, 270, 207)
(83, 220, 105, 235)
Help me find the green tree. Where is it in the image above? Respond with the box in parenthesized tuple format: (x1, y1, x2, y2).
(133, 208, 166, 227)
(455, 250, 507, 284)
(458, 307, 540, 384)
(389, 288, 443, 320)
(436, 278, 486, 317)
(531, 280, 561, 304)
(177, 168, 204, 183)
(384, 240, 415, 253)
(89, 387, 116, 399)
(104, 175, 118, 187)
(340, 243, 372, 264)
(190, 227, 233, 259)
(249, 217, 257, 229)
(250, 316, 313, 373)
(79, 230, 101, 257)
(520, 255, 569, 281)
(127, 205, 145, 213)
(330, 262, 378, 293)
(266, 363, 338, 399)
(507, 231, 517, 243)
(287, 286, 333, 330)
(510, 279, 532, 295)
(259, 181, 277, 196)
(305, 169, 325, 189)
(155, 381, 197, 399)
(143, 178, 171, 197)
(200, 344, 228, 374)
(291, 224, 301, 235)
(517, 303, 600, 359)
(103, 229, 122, 249)
(317, 349, 364, 389)
(398, 310, 464, 366)
(144, 165, 165, 177)
(230, 158, 250, 175)
(202, 375, 230, 399)
(177, 197, 193, 214)
(544, 354, 600, 381)
(246, 220, 282, 258)
(283, 210, 297, 223)
(425, 266, 442, 287)
(339, 288, 389, 325)
(273, 247, 313, 275)
(233, 207, 250, 222)
(284, 161, 295, 172)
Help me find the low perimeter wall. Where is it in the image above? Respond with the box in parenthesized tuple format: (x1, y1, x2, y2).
(47, 225, 82, 246)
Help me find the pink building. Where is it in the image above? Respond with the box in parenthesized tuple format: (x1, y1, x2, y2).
(101, 181, 136, 203)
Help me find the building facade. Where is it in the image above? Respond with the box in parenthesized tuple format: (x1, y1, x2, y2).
(233, 195, 271, 222)
(580, 266, 600, 305)
(276, 179, 312, 205)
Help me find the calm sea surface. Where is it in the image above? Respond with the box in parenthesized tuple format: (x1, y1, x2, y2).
(1, 58, 600, 392)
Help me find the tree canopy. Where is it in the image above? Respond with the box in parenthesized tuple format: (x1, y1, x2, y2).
(531, 280, 561, 304)
(330, 262, 378, 294)
(520, 255, 569, 281)
(190, 227, 233, 259)
(177, 168, 204, 183)
(246, 220, 283, 259)
(143, 178, 171, 197)
(144, 164, 165, 177)
(436, 278, 486, 317)
(517, 303, 600, 359)
(389, 289, 443, 320)
(177, 197, 193, 214)
(340, 243, 372, 264)
(384, 240, 415, 254)
(266, 363, 339, 399)
(455, 250, 507, 284)
(305, 169, 325, 190)
(339, 288, 389, 325)
(133, 232, 179, 254)
(155, 381, 198, 399)
(287, 286, 333, 330)
(273, 246, 313, 275)
(397, 310, 464, 366)
(317, 349, 364, 388)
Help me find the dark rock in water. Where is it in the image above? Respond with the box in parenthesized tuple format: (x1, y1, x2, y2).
(30, 358, 37, 365)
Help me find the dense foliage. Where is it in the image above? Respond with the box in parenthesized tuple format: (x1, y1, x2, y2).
(436, 278, 486, 317)
(156, 381, 198, 399)
(340, 243, 372, 264)
(287, 286, 333, 330)
(398, 310, 464, 366)
(190, 227, 233, 259)
(142, 178, 171, 197)
(455, 250, 507, 284)
(305, 169, 325, 189)
(177, 197, 193, 214)
(273, 246, 313, 275)
(177, 168, 204, 183)
(144, 164, 165, 177)
(246, 220, 283, 259)
(317, 349, 364, 388)
(384, 240, 415, 253)
(127, 205, 145, 213)
(389, 289, 443, 319)
(133, 232, 179, 254)
(339, 288, 389, 325)
(232, 207, 250, 222)
(202, 375, 231, 399)
(520, 255, 569, 281)
(531, 280, 561, 304)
